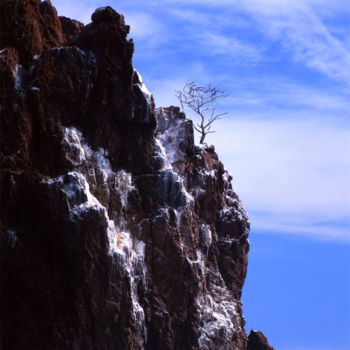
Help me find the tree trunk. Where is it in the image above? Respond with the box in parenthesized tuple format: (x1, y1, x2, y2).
(200, 131, 205, 144)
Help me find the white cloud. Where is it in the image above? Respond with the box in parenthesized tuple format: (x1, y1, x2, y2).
(235, 0, 350, 84)
(250, 210, 350, 242)
(148, 72, 350, 117)
(221, 78, 350, 112)
(163, 0, 350, 84)
(169, 7, 250, 29)
(127, 13, 163, 40)
(195, 32, 262, 62)
(209, 117, 350, 242)
(146, 78, 185, 107)
(141, 62, 210, 106)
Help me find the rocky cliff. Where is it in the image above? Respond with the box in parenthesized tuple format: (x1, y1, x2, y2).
(0, 1, 273, 349)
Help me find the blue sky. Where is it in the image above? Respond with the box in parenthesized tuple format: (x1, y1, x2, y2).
(54, 1, 350, 349)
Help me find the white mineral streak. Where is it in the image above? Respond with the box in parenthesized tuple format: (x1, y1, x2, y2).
(196, 256, 242, 349)
(199, 168, 216, 181)
(114, 170, 134, 207)
(155, 107, 246, 348)
(201, 224, 212, 248)
(44, 126, 148, 345)
(153, 108, 196, 259)
(219, 186, 249, 243)
(222, 170, 231, 183)
(197, 289, 242, 350)
(220, 170, 249, 227)
(133, 69, 153, 125)
(94, 148, 112, 182)
(155, 108, 193, 209)
(221, 191, 249, 225)
(134, 69, 152, 103)
(62, 127, 86, 165)
(186, 249, 242, 348)
(154, 139, 172, 170)
(13, 64, 25, 91)
(156, 107, 185, 165)
(105, 171, 147, 344)
(186, 249, 205, 278)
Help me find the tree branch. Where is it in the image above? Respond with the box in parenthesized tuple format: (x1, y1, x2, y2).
(175, 82, 228, 144)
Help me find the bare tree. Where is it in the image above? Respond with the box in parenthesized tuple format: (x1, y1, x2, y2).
(175, 82, 228, 144)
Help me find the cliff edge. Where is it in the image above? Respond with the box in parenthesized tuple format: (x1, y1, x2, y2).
(0, 2, 273, 349)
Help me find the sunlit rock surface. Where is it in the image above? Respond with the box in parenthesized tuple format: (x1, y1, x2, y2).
(0, 2, 273, 349)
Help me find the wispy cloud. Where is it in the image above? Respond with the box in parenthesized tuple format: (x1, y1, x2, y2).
(141, 62, 209, 106)
(221, 78, 350, 113)
(193, 32, 262, 62)
(235, 0, 350, 84)
(210, 117, 350, 242)
(127, 13, 163, 40)
(147, 72, 350, 117)
(251, 210, 350, 243)
(169, 7, 250, 29)
(163, 0, 350, 84)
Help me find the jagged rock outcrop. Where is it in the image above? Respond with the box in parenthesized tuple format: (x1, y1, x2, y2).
(247, 331, 275, 350)
(0, 0, 64, 67)
(0, 2, 272, 349)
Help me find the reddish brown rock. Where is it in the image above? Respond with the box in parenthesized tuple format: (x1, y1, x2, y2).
(0, 0, 64, 67)
(91, 6, 124, 24)
(0, 1, 273, 349)
(59, 16, 84, 43)
(71, 7, 135, 124)
(248, 330, 275, 350)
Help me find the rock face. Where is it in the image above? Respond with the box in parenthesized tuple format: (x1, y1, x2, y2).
(247, 331, 275, 350)
(0, 2, 272, 349)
